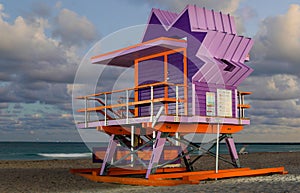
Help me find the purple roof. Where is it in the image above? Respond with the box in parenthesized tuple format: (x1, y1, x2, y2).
(148, 5, 237, 34)
(143, 5, 253, 87)
(151, 8, 179, 28)
(91, 37, 187, 67)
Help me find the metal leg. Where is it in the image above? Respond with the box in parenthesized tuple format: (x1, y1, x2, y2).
(100, 134, 118, 175)
(146, 132, 166, 178)
(180, 141, 193, 171)
(225, 136, 240, 168)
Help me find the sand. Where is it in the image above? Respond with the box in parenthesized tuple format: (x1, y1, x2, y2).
(0, 152, 299, 193)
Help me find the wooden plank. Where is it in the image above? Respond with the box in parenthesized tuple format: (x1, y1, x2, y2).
(237, 104, 251, 109)
(108, 167, 187, 176)
(79, 173, 193, 186)
(91, 37, 186, 60)
(149, 168, 251, 180)
(186, 167, 287, 182)
(238, 91, 252, 95)
(155, 123, 243, 134)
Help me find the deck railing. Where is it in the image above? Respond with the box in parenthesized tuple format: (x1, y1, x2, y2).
(237, 91, 251, 119)
(77, 82, 187, 126)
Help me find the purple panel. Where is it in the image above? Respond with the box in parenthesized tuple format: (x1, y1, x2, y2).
(225, 138, 239, 160)
(231, 62, 253, 86)
(205, 9, 215, 30)
(232, 38, 249, 62)
(208, 33, 226, 56)
(234, 67, 253, 86)
(214, 12, 224, 32)
(138, 56, 164, 116)
(100, 134, 117, 175)
(226, 61, 246, 85)
(138, 56, 164, 85)
(154, 9, 169, 27)
(222, 14, 231, 34)
(239, 38, 254, 62)
(202, 31, 218, 50)
(187, 5, 198, 30)
(146, 132, 166, 178)
(224, 36, 242, 61)
(229, 16, 237, 34)
(194, 82, 237, 117)
(222, 60, 241, 84)
(196, 6, 207, 30)
(215, 34, 235, 59)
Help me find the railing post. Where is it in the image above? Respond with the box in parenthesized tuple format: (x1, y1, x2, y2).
(131, 125, 134, 166)
(242, 94, 245, 118)
(150, 86, 154, 122)
(175, 85, 179, 119)
(85, 97, 88, 128)
(215, 118, 221, 175)
(175, 132, 179, 146)
(126, 90, 129, 124)
(104, 93, 107, 126)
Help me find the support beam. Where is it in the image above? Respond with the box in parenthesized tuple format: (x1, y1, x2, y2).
(100, 134, 118, 175)
(146, 132, 167, 178)
(225, 136, 240, 168)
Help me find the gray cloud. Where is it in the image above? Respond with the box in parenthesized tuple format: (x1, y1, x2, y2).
(252, 4, 300, 77)
(241, 74, 300, 100)
(53, 8, 98, 46)
(0, 3, 101, 141)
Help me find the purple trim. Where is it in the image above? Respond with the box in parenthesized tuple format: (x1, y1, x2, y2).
(146, 132, 166, 178)
(91, 38, 187, 67)
(225, 137, 239, 163)
(76, 115, 250, 129)
(205, 9, 215, 30)
(100, 134, 118, 175)
(224, 36, 243, 61)
(214, 11, 223, 32)
(229, 16, 237, 34)
(222, 14, 231, 34)
(215, 34, 234, 59)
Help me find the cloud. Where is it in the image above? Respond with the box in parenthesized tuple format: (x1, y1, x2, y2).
(0, 3, 101, 141)
(53, 8, 98, 46)
(241, 74, 300, 100)
(141, 0, 240, 13)
(252, 4, 300, 77)
(0, 3, 99, 105)
(239, 74, 300, 142)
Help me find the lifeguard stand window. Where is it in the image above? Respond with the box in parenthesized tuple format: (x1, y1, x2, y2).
(136, 50, 187, 117)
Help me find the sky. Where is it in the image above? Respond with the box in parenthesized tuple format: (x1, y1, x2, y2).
(0, 0, 300, 142)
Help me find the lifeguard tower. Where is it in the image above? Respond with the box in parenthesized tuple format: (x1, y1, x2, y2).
(71, 5, 287, 186)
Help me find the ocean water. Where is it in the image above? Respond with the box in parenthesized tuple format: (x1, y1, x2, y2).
(0, 142, 100, 160)
(0, 142, 300, 160)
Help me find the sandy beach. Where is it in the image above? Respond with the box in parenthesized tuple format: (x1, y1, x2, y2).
(0, 152, 299, 193)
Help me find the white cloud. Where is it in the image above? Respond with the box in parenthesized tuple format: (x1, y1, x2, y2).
(252, 4, 300, 76)
(241, 74, 300, 100)
(53, 8, 98, 46)
(0, 3, 100, 141)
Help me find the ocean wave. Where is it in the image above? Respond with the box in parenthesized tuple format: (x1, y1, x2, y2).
(37, 153, 92, 158)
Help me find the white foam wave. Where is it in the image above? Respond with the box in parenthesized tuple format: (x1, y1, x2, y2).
(38, 153, 92, 158)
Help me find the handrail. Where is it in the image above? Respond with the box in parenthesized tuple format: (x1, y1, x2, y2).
(76, 82, 186, 99)
(78, 98, 186, 112)
(78, 82, 187, 126)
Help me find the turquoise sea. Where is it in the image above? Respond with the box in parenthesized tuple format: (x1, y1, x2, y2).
(0, 142, 300, 160)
